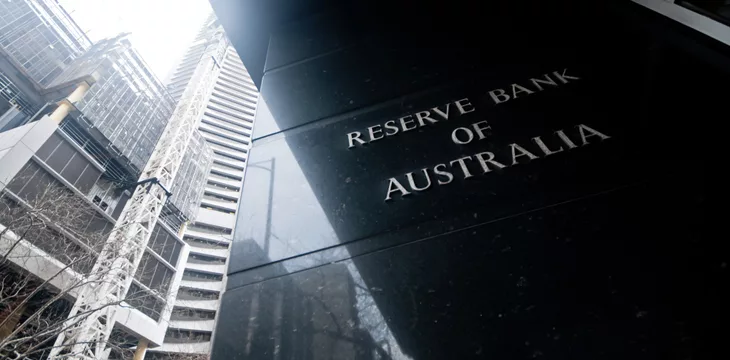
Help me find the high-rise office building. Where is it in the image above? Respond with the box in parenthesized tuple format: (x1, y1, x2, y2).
(148, 14, 258, 356)
(0, 1, 212, 357)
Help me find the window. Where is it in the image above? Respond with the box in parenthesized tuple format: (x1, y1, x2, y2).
(135, 253, 174, 294)
(171, 307, 216, 320)
(164, 330, 212, 343)
(127, 283, 165, 321)
(184, 237, 229, 250)
(148, 224, 183, 265)
(92, 195, 109, 211)
(190, 223, 232, 235)
(177, 287, 220, 300)
(182, 270, 223, 282)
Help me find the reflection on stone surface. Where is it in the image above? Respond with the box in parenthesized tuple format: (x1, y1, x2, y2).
(211, 0, 718, 358)
(215, 240, 410, 360)
(218, 176, 710, 359)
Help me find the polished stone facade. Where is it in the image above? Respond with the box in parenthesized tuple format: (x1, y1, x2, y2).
(209, 1, 720, 359)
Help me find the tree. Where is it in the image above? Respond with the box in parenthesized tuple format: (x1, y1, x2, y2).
(0, 175, 168, 359)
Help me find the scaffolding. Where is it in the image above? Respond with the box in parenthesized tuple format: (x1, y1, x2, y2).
(168, 130, 214, 221)
(50, 24, 229, 360)
(1, 2, 217, 355)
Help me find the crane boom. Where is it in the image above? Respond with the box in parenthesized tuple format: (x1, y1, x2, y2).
(49, 32, 226, 360)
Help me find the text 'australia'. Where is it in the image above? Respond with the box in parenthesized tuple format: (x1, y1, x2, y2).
(384, 124, 610, 201)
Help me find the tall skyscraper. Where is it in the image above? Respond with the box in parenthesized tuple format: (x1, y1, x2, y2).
(148, 14, 258, 356)
(1, 1, 212, 358)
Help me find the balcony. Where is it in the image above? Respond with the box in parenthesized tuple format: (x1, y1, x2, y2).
(211, 88, 256, 110)
(213, 85, 259, 104)
(207, 174, 242, 189)
(180, 279, 224, 292)
(149, 341, 211, 354)
(195, 208, 236, 229)
(185, 261, 226, 275)
(212, 154, 246, 170)
(210, 148, 247, 165)
(200, 123, 244, 145)
(175, 298, 219, 311)
(199, 123, 251, 144)
(200, 115, 252, 136)
(204, 186, 240, 201)
(184, 227, 232, 242)
(200, 131, 248, 153)
(168, 319, 216, 332)
(200, 196, 237, 213)
(203, 109, 253, 129)
(189, 247, 229, 261)
(209, 165, 243, 182)
(207, 102, 255, 122)
(215, 77, 259, 100)
(209, 92, 256, 114)
(219, 70, 255, 89)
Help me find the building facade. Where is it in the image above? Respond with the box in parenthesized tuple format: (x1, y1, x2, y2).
(149, 14, 259, 357)
(207, 0, 721, 359)
(0, 0, 212, 357)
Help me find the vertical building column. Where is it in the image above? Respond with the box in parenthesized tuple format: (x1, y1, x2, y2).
(0, 298, 27, 340)
(133, 338, 149, 360)
(178, 221, 189, 238)
(49, 81, 91, 124)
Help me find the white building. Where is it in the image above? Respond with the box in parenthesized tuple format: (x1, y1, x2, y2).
(149, 14, 258, 357)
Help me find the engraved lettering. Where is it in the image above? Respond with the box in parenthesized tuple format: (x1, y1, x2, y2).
(451, 127, 474, 145)
(510, 143, 539, 165)
(382, 122, 615, 201)
(400, 115, 417, 132)
(555, 130, 578, 149)
(368, 124, 384, 142)
(450, 156, 474, 179)
(511, 83, 534, 98)
(472, 121, 491, 140)
(406, 168, 432, 191)
(347, 131, 366, 148)
(577, 124, 610, 145)
(433, 163, 454, 185)
(552, 68, 580, 84)
(530, 74, 558, 91)
(415, 111, 439, 126)
(532, 136, 563, 156)
(489, 88, 510, 104)
(454, 98, 475, 114)
(475, 152, 506, 173)
(385, 177, 411, 201)
(384, 120, 399, 136)
(431, 103, 450, 120)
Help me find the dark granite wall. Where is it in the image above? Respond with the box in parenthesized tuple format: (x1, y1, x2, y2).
(210, 1, 720, 359)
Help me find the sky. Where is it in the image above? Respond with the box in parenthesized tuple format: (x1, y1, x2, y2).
(59, 0, 212, 82)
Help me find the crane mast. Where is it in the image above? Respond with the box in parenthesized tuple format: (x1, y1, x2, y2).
(49, 31, 227, 360)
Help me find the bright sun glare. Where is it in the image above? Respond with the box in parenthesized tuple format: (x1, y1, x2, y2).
(59, 0, 212, 81)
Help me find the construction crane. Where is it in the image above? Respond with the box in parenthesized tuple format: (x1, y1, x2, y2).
(48, 31, 227, 360)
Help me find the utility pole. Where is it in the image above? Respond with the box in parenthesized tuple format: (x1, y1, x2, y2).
(48, 31, 226, 360)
